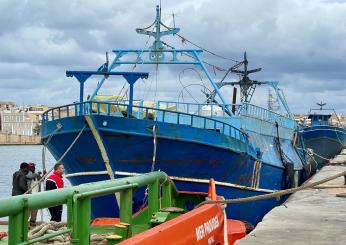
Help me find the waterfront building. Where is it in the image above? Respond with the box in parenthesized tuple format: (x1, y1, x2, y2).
(0, 101, 15, 111)
(0, 109, 36, 136)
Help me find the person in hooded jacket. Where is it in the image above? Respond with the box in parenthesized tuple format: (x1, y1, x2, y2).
(45, 163, 65, 222)
(26, 162, 45, 226)
(12, 162, 29, 196)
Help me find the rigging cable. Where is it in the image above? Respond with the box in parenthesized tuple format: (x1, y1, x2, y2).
(161, 40, 227, 72)
(161, 20, 239, 63)
(174, 33, 239, 63)
(177, 83, 212, 105)
(116, 25, 154, 103)
(178, 68, 207, 104)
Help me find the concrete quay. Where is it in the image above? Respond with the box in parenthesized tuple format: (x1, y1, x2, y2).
(0, 133, 40, 145)
(237, 150, 346, 245)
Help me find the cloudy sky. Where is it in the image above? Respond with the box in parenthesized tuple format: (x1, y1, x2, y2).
(0, 0, 345, 114)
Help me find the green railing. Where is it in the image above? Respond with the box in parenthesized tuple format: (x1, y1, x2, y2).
(0, 172, 183, 244)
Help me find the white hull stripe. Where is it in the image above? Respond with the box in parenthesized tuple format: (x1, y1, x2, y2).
(65, 171, 274, 193)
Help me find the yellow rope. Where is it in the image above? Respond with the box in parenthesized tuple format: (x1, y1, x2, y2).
(84, 115, 120, 205)
(196, 170, 346, 208)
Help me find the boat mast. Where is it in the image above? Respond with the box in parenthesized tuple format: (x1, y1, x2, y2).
(88, 5, 232, 115)
(207, 52, 294, 119)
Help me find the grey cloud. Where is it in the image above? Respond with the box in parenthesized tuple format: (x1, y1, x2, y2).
(0, 0, 345, 114)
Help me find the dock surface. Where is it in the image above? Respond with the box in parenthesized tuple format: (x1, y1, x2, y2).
(237, 150, 346, 245)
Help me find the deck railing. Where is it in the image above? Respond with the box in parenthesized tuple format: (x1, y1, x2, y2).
(239, 103, 295, 128)
(42, 101, 249, 144)
(157, 101, 294, 128)
(157, 100, 237, 117)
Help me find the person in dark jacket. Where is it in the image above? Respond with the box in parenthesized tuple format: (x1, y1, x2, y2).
(12, 162, 29, 196)
(45, 163, 65, 222)
(26, 162, 44, 226)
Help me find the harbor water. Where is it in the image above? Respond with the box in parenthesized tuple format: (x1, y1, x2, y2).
(0, 145, 70, 221)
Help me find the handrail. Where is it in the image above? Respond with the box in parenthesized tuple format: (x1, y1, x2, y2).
(42, 101, 249, 144)
(0, 171, 176, 244)
(157, 100, 292, 127)
(240, 103, 294, 128)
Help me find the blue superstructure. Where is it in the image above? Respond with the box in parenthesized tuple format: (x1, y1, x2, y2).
(301, 103, 346, 167)
(41, 6, 309, 226)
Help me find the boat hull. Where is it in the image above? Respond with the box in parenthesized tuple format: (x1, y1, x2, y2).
(302, 126, 346, 167)
(42, 115, 304, 226)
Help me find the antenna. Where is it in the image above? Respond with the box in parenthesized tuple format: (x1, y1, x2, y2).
(230, 52, 262, 103)
(172, 12, 176, 28)
(317, 101, 326, 110)
(136, 5, 180, 62)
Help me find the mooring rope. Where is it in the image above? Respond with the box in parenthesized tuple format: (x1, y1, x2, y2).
(195, 169, 346, 208)
(297, 147, 331, 162)
(28, 221, 109, 244)
(25, 124, 87, 194)
(333, 126, 345, 149)
(151, 125, 157, 172)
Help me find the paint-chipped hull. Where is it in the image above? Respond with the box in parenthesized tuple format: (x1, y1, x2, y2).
(302, 126, 346, 167)
(42, 115, 304, 226)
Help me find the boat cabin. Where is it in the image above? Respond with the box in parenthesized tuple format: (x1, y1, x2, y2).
(308, 113, 331, 126)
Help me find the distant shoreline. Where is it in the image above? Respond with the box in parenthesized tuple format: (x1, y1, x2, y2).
(0, 133, 41, 145)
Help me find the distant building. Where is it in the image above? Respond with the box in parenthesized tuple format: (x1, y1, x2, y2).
(0, 109, 36, 136)
(0, 101, 15, 111)
(27, 105, 49, 124)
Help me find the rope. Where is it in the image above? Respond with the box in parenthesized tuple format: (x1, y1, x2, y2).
(116, 24, 154, 104)
(161, 40, 227, 72)
(195, 169, 346, 208)
(84, 115, 120, 205)
(25, 124, 87, 194)
(28, 221, 110, 244)
(334, 126, 345, 148)
(151, 125, 158, 172)
(297, 147, 331, 161)
(141, 125, 158, 210)
(174, 33, 239, 63)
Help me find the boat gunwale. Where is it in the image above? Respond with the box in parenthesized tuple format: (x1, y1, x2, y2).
(42, 101, 249, 143)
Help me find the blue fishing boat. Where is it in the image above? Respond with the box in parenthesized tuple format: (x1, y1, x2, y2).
(301, 102, 346, 167)
(41, 6, 310, 226)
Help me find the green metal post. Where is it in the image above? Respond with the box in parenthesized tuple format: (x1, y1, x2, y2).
(161, 181, 172, 208)
(8, 198, 29, 244)
(67, 195, 74, 230)
(71, 197, 91, 244)
(8, 212, 25, 244)
(120, 188, 133, 224)
(23, 199, 29, 241)
(71, 196, 79, 243)
(148, 178, 159, 217)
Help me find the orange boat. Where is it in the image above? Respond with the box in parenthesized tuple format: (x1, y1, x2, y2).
(92, 179, 248, 245)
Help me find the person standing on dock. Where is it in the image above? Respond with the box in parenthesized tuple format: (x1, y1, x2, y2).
(45, 163, 65, 222)
(26, 162, 44, 226)
(12, 162, 29, 196)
